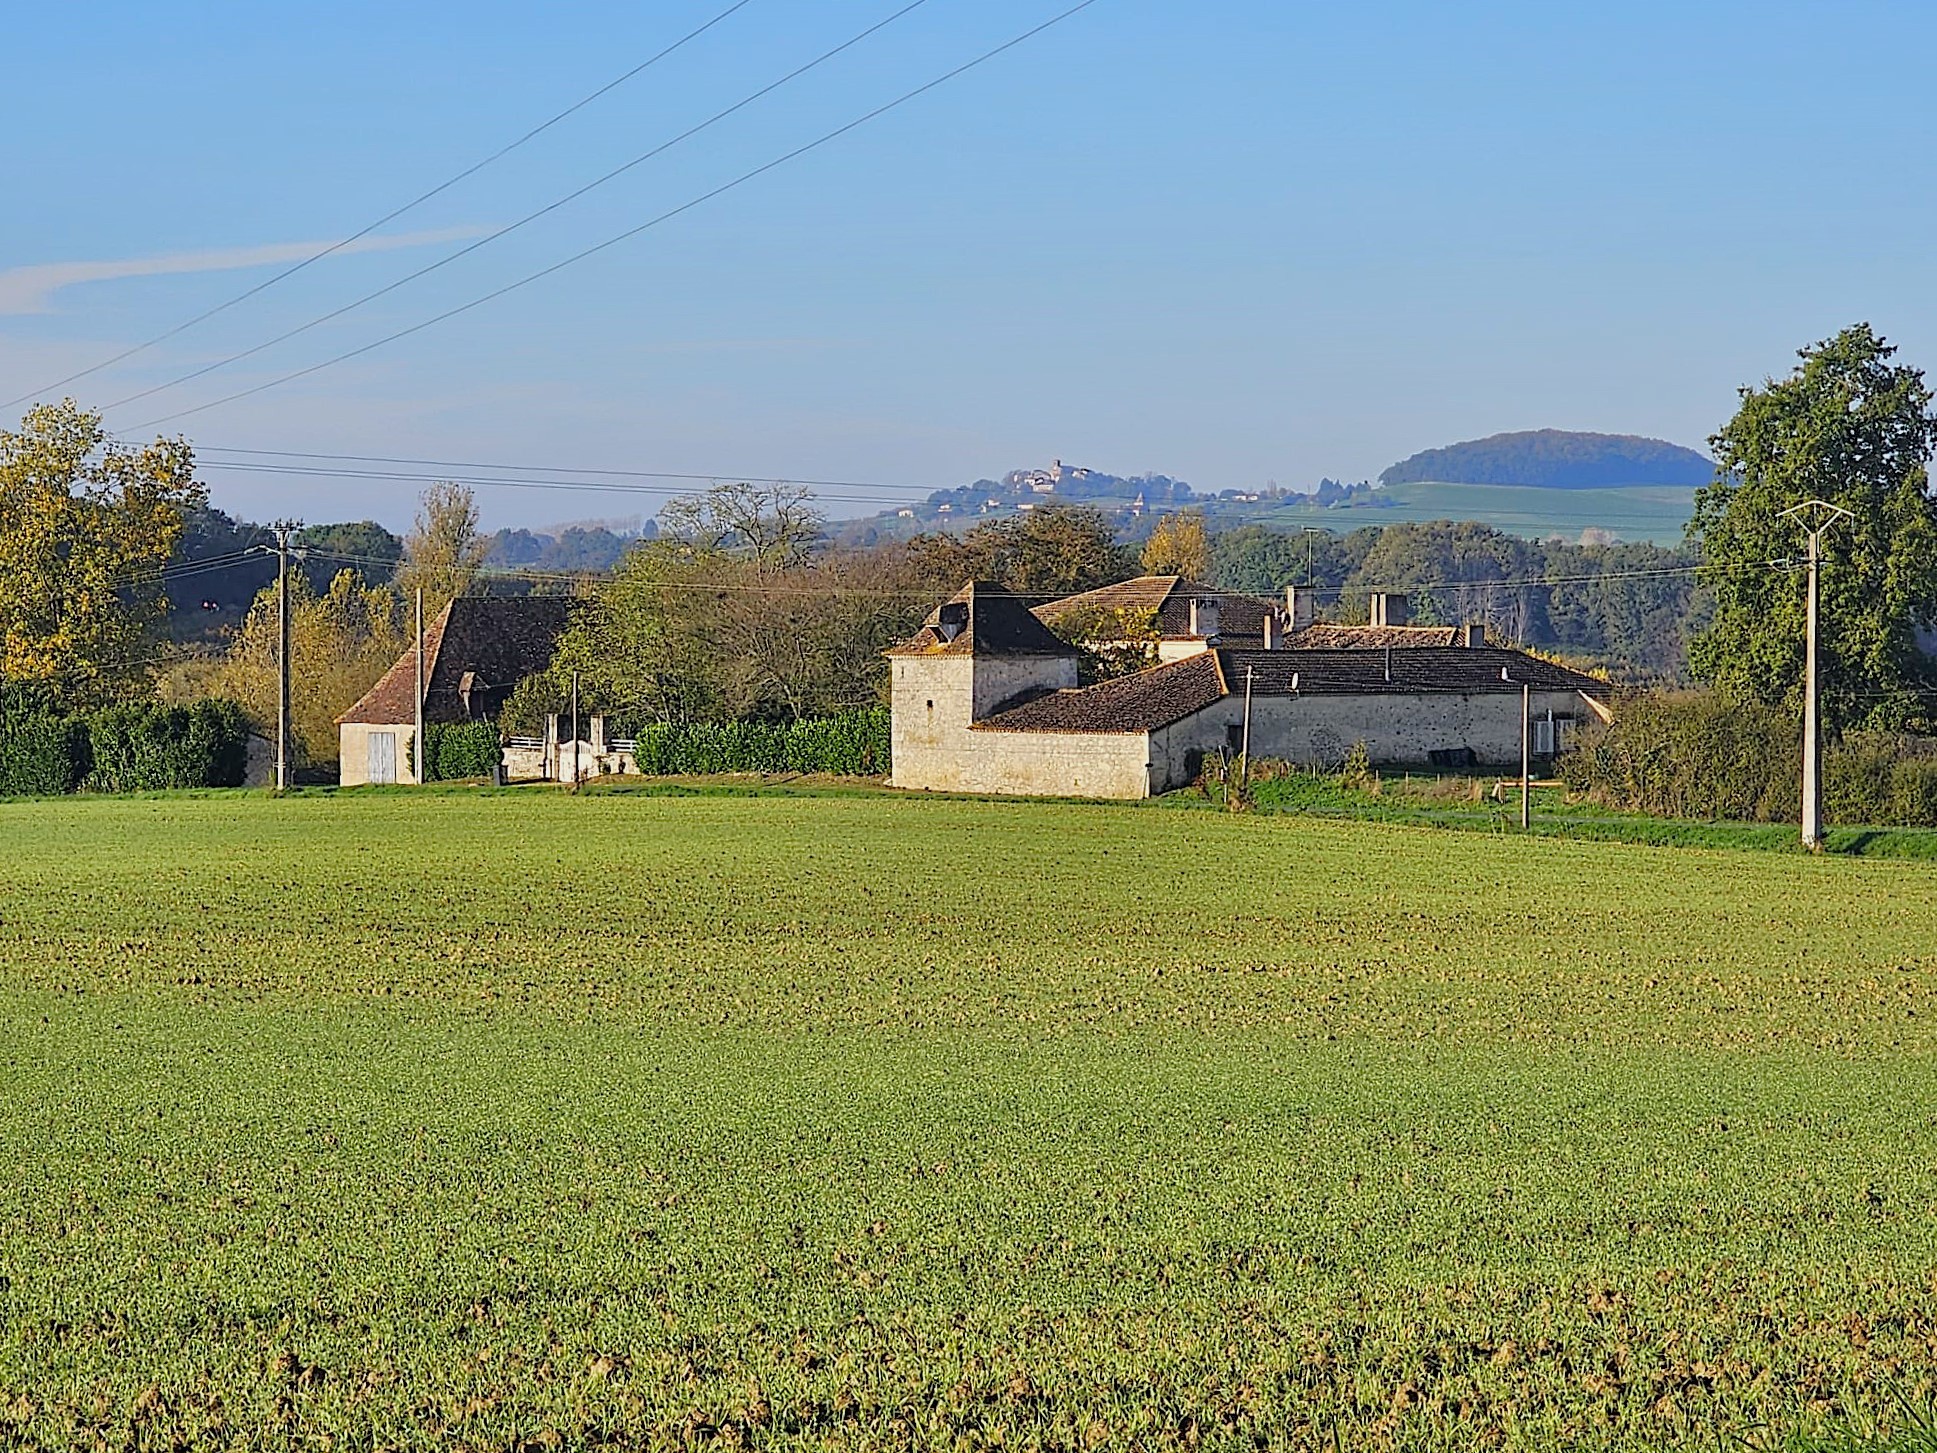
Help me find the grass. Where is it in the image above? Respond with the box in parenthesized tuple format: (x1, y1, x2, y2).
(1238, 480, 1700, 544)
(3, 788, 1936, 1450)
(1176, 768, 1937, 860)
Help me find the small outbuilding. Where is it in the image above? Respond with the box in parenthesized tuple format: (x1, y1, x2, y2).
(337, 596, 571, 785)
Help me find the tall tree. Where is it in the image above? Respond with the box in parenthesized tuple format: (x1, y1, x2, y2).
(1688, 324, 1937, 730)
(1140, 509, 1210, 578)
(177, 569, 405, 765)
(905, 506, 1133, 598)
(0, 401, 204, 706)
(395, 482, 486, 617)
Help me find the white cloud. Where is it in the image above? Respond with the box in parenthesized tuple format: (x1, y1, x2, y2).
(0, 227, 488, 315)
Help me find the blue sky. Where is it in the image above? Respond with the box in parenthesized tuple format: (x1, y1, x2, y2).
(3, 0, 1933, 530)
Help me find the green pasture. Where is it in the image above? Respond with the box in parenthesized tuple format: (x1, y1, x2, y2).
(1248, 480, 1699, 544)
(2, 788, 1935, 1450)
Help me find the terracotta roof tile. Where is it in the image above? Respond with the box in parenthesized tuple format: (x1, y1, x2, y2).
(1034, 576, 1275, 642)
(1288, 623, 1460, 648)
(972, 653, 1227, 734)
(968, 644, 1607, 736)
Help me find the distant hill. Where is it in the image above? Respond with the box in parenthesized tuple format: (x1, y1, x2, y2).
(1380, 430, 1714, 490)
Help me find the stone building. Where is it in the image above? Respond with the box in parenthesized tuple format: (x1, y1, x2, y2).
(337, 596, 571, 785)
(889, 580, 1611, 799)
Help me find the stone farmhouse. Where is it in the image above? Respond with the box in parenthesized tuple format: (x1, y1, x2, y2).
(337, 596, 570, 786)
(888, 580, 1611, 799)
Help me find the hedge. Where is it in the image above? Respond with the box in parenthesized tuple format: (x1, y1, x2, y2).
(628, 708, 890, 777)
(85, 701, 252, 793)
(0, 695, 251, 797)
(424, 720, 504, 782)
(0, 712, 92, 797)
(1559, 690, 1937, 826)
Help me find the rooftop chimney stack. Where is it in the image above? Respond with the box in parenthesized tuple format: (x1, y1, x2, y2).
(1262, 611, 1281, 650)
(1189, 595, 1221, 640)
(1285, 585, 1315, 630)
(1369, 592, 1410, 628)
(1463, 621, 1486, 649)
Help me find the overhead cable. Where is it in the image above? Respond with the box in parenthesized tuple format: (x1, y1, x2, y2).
(3, 0, 757, 409)
(124, 0, 1105, 431)
(101, 0, 934, 414)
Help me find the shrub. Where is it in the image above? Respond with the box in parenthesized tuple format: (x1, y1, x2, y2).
(1560, 691, 1937, 826)
(424, 721, 504, 782)
(84, 700, 252, 792)
(0, 703, 91, 796)
(628, 708, 890, 778)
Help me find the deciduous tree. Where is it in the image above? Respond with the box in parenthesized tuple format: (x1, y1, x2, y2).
(395, 482, 486, 617)
(0, 401, 204, 705)
(1140, 509, 1210, 578)
(1689, 324, 1937, 730)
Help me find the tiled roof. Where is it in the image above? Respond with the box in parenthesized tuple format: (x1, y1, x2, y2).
(969, 644, 1608, 736)
(338, 595, 573, 725)
(1215, 647, 1608, 698)
(973, 652, 1227, 734)
(1288, 623, 1460, 648)
(887, 580, 1077, 658)
(1033, 576, 1275, 642)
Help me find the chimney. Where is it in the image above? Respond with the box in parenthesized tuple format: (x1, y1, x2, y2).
(1262, 611, 1281, 650)
(1189, 595, 1221, 640)
(1369, 592, 1410, 627)
(1463, 621, 1486, 649)
(1284, 585, 1314, 630)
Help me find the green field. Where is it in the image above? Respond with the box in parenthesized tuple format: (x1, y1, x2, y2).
(1244, 481, 1700, 544)
(3, 788, 1936, 1451)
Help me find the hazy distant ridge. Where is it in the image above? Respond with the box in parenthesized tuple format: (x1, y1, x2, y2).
(1379, 430, 1714, 490)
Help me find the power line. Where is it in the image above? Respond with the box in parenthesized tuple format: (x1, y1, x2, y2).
(100, 0, 933, 415)
(123, 0, 1105, 431)
(3, 0, 757, 410)
(197, 444, 946, 497)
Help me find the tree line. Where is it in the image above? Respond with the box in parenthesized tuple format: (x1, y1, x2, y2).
(6, 321, 1935, 789)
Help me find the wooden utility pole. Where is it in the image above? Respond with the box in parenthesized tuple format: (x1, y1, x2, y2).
(1782, 500, 1854, 851)
(414, 587, 425, 785)
(250, 521, 304, 792)
(570, 670, 581, 789)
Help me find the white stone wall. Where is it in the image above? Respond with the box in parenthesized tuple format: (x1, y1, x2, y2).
(338, 722, 419, 786)
(891, 653, 1147, 796)
(1234, 688, 1596, 771)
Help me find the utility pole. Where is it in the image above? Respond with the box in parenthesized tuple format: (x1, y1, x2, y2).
(413, 588, 425, 785)
(1301, 525, 1323, 587)
(249, 521, 304, 791)
(570, 670, 581, 789)
(1239, 665, 1255, 790)
(1781, 499, 1854, 851)
(1502, 667, 1530, 830)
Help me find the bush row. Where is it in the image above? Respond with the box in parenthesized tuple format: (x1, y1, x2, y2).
(628, 708, 890, 777)
(0, 697, 253, 797)
(1559, 691, 1937, 826)
(422, 720, 504, 782)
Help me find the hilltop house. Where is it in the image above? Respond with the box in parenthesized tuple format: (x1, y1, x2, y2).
(337, 596, 571, 785)
(888, 581, 1610, 799)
